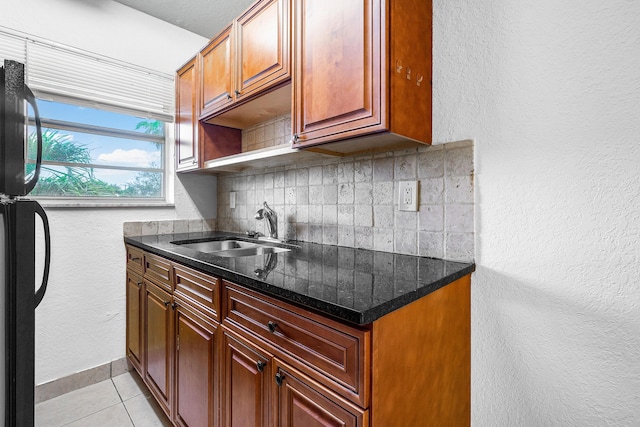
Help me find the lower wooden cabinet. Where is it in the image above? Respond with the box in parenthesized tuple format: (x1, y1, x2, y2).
(174, 299, 219, 427)
(222, 329, 272, 427)
(221, 328, 367, 427)
(125, 245, 471, 427)
(274, 360, 367, 427)
(144, 280, 174, 418)
(125, 270, 144, 375)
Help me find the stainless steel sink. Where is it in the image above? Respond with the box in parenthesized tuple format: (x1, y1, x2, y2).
(174, 239, 258, 253)
(210, 245, 291, 257)
(170, 237, 294, 257)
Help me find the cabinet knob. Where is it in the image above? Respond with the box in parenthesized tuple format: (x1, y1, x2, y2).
(292, 134, 299, 143)
(163, 300, 171, 307)
(172, 302, 178, 310)
(235, 89, 241, 97)
(131, 256, 141, 262)
(136, 281, 142, 287)
(275, 372, 284, 386)
(256, 361, 266, 372)
(267, 321, 278, 333)
(226, 92, 232, 100)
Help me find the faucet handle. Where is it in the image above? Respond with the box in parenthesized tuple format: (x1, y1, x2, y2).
(246, 230, 262, 238)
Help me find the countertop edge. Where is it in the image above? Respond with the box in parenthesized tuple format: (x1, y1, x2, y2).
(124, 235, 475, 325)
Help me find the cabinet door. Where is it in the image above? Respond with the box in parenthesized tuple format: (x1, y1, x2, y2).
(145, 281, 173, 418)
(126, 270, 144, 375)
(200, 25, 234, 118)
(292, 0, 383, 148)
(235, 0, 290, 100)
(222, 329, 272, 427)
(176, 57, 199, 171)
(274, 361, 367, 427)
(174, 301, 218, 427)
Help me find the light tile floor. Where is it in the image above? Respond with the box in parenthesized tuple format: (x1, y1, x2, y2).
(35, 371, 171, 426)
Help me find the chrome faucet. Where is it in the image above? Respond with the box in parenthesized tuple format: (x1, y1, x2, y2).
(254, 201, 278, 240)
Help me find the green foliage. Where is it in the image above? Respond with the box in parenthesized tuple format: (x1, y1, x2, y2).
(120, 171, 162, 197)
(135, 120, 164, 136)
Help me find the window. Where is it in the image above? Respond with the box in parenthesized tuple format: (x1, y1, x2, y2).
(1, 28, 175, 205)
(28, 100, 166, 199)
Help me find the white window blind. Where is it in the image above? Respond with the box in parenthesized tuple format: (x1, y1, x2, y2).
(0, 31, 27, 63)
(0, 28, 174, 122)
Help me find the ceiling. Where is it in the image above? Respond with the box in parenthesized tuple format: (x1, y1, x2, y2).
(113, 0, 255, 39)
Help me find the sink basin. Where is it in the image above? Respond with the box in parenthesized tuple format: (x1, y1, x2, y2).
(211, 246, 291, 257)
(173, 239, 258, 253)
(170, 237, 295, 257)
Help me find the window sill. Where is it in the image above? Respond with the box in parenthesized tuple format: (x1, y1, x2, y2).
(33, 198, 175, 209)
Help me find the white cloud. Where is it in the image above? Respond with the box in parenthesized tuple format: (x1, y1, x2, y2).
(97, 149, 160, 167)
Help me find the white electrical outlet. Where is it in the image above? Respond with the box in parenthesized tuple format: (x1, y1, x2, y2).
(399, 181, 419, 211)
(230, 192, 236, 209)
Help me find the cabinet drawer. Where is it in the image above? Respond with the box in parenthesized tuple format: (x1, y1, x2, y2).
(144, 252, 172, 292)
(174, 264, 220, 321)
(223, 281, 370, 406)
(126, 245, 144, 273)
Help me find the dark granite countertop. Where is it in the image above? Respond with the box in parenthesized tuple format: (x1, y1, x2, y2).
(124, 231, 475, 325)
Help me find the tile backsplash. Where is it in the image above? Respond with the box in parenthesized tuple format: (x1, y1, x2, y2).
(218, 135, 474, 262)
(241, 114, 292, 152)
(123, 218, 216, 237)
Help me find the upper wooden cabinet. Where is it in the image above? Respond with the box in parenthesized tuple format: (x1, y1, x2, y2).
(176, 0, 433, 169)
(175, 58, 199, 172)
(291, 0, 432, 152)
(236, 0, 290, 100)
(175, 56, 242, 172)
(199, 25, 234, 117)
(199, 0, 290, 120)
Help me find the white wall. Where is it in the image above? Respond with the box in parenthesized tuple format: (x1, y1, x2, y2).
(1, 0, 214, 384)
(433, 0, 640, 424)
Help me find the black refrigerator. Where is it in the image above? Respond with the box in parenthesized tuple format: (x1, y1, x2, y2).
(1, 59, 51, 426)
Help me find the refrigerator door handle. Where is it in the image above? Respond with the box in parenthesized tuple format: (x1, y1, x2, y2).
(33, 202, 50, 308)
(24, 85, 43, 195)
